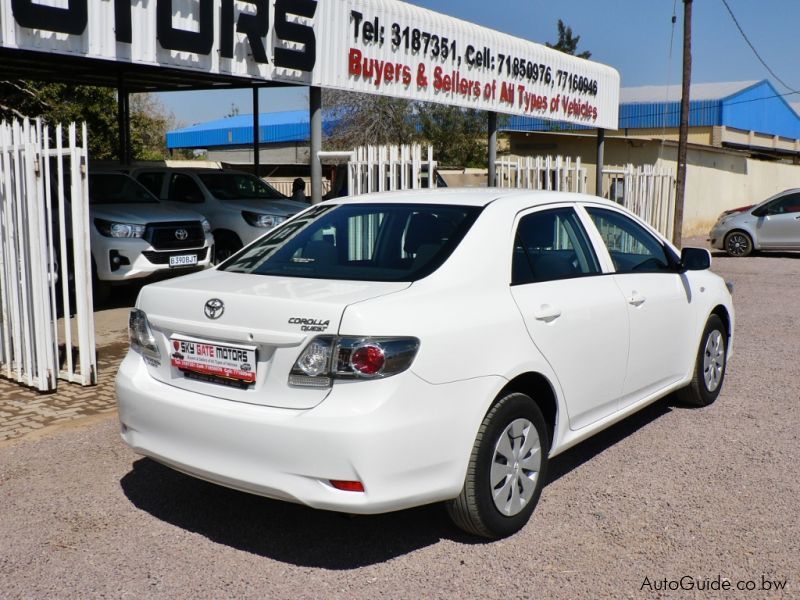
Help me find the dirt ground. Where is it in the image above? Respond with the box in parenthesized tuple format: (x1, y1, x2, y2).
(0, 241, 798, 599)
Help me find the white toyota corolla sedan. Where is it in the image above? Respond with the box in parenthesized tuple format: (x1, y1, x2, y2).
(116, 189, 734, 538)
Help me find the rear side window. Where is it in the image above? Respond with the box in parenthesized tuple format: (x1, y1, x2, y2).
(222, 203, 482, 282)
(512, 207, 600, 285)
(586, 207, 673, 273)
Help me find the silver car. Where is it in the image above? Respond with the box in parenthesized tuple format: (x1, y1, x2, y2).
(709, 189, 800, 256)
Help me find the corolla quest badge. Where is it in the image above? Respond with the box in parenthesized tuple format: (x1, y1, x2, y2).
(204, 298, 224, 319)
(175, 228, 189, 241)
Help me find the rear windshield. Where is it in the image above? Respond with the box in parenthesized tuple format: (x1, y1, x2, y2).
(221, 203, 482, 282)
(197, 173, 286, 200)
(89, 173, 158, 205)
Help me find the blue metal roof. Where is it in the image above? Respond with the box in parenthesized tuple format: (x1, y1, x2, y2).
(166, 110, 339, 149)
(505, 80, 800, 139)
(168, 80, 800, 148)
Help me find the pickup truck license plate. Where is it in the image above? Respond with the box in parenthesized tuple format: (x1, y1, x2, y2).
(169, 254, 198, 267)
(170, 336, 256, 384)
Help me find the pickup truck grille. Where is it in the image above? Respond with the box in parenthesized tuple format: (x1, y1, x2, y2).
(142, 247, 209, 265)
(144, 221, 205, 250)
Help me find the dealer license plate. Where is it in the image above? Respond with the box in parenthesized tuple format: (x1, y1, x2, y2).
(169, 254, 198, 267)
(170, 335, 257, 384)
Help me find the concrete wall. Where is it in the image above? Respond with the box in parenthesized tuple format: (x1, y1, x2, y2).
(507, 131, 800, 236)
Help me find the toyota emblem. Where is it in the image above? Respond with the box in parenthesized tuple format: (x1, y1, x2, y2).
(204, 298, 224, 320)
(175, 228, 189, 241)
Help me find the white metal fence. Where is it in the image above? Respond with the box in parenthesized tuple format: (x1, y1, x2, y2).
(348, 144, 436, 195)
(603, 164, 676, 239)
(494, 155, 587, 193)
(0, 119, 96, 391)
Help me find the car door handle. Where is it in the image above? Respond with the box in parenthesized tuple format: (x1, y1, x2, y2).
(628, 291, 646, 307)
(795, 215, 800, 220)
(534, 305, 562, 322)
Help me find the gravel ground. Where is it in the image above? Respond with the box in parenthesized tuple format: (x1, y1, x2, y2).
(1, 242, 798, 599)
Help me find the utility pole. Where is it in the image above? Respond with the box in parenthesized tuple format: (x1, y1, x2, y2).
(673, 0, 692, 248)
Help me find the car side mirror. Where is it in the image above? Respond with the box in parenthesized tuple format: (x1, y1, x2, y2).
(680, 247, 711, 271)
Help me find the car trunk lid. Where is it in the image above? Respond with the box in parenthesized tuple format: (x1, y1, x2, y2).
(136, 269, 410, 409)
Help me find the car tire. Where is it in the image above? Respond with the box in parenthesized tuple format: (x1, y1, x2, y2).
(724, 231, 753, 257)
(446, 392, 549, 539)
(213, 231, 243, 264)
(676, 314, 727, 407)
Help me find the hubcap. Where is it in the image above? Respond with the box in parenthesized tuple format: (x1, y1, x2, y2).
(727, 234, 749, 256)
(703, 329, 725, 392)
(490, 418, 541, 517)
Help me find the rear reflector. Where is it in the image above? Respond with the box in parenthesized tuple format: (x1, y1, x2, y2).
(330, 480, 365, 492)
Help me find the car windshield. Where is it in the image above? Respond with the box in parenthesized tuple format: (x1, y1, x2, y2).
(197, 173, 286, 200)
(221, 203, 482, 282)
(89, 173, 158, 205)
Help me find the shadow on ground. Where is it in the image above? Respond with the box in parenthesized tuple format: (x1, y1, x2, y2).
(121, 397, 676, 568)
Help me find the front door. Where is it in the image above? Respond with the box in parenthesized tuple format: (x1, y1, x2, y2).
(584, 207, 694, 405)
(756, 192, 800, 248)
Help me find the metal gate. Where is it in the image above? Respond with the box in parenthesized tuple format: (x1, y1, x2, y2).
(495, 155, 587, 193)
(0, 118, 96, 391)
(603, 164, 676, 239)
(347, 144, 436, 195)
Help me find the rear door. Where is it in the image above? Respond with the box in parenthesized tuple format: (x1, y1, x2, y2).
(509, 205, 629, 431)
(582, 206, 694, 405)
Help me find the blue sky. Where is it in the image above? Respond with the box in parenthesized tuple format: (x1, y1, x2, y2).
(157, 0, 800, 127)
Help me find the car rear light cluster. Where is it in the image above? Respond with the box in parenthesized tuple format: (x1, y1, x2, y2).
(129, 308, 160, 357)
(289, 336, 420, 388)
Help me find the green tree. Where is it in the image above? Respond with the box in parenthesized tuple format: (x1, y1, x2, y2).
(546, 19, 592, 59)
(322, 89, 416, 149)
(322, 89, 488, 168)
(416, 104, 487, 168)
(0, 81, 174, 160)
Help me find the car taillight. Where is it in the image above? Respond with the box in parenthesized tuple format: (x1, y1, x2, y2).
(350, 343, 385, 375)
(288, 336, 419, 387)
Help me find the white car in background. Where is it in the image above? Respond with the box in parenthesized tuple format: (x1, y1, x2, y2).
(117, 189, 734, 538)
(709, 188, 800, 256)
(129, 167, 308, 261)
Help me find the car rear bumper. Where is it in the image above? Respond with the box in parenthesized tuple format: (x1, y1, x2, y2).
(115, 352, 502, 514)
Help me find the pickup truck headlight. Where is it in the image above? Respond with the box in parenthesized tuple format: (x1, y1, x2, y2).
(242, 211, 286, 229)
(201, 218, 211, 234)
(95, 218, 145, 238)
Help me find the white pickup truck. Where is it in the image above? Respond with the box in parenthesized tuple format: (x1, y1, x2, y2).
(129, 167, 309, 261)
(85, 172, 214, 301)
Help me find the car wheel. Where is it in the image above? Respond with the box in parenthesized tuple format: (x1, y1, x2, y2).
(724, 231, 753, 257)
(213, 232, 243, 264)
(676, 314, 727, 407)
(446, 392, 549, 539)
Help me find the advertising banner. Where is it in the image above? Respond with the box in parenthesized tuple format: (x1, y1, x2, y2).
(0, 0, 619, 128)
